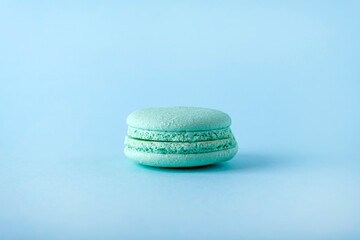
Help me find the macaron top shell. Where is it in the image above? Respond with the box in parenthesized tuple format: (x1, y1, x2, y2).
(126, 106, 231, 131)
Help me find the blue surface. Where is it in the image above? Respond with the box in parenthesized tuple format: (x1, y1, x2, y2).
(1, 1, 360, 239)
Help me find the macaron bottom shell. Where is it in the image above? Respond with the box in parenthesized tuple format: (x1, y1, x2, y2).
(124, 146, 238, 168)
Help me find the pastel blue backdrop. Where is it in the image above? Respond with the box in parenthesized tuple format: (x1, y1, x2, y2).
(1, 1, 359, 240)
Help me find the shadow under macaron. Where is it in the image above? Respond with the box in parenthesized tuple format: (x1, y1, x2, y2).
(135, 152, 294, 173)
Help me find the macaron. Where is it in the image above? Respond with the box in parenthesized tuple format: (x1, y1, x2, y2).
(124, 106, 238, 167)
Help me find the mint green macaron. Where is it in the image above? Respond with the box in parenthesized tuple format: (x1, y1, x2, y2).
(124, 106, 238, 167)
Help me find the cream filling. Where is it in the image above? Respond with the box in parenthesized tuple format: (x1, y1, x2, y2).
(125, 136, 237, 154)
(128, 127, 232, 142)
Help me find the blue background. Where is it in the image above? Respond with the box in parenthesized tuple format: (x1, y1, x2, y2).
(1, 1, 360, 239)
